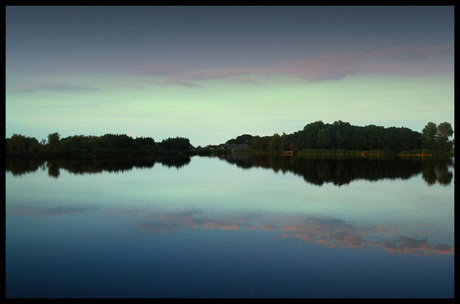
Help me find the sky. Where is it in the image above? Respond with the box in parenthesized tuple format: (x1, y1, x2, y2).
(5, 6, 454, 147)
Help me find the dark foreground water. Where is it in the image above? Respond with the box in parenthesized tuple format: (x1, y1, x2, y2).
(5, 155, 454, 298)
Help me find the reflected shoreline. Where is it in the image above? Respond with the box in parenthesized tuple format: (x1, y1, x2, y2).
(219, 155, 453, 186)
(5, 155, 453, 186)
(217, 154, 453, 186)
(5, 156, 191, 178)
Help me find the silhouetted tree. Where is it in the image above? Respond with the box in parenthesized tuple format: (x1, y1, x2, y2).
(421, 122, 438, 150)
(5, 134, 41, 156)
(160, 137, 193, 151)
(268, 133, 281, 152)
(316, 129, 330, 149)
(226, 134, 255, 145)
(47, 132, 60, 151)
(280, 133, 290, 151)
(436, 122, 454, 152)
(421, 121, 454, 152)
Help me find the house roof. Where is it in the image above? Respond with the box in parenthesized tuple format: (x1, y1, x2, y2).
(227, 144, 250, 150)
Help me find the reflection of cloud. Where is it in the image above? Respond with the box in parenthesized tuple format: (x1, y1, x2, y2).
(374, 236, 454, 256)
(7, 205, 93, 217)
(281, 217, 369, 249)
(136, 209, 453, 256)
(12, 202, 450, 257)
(281, 216, 454, 256)
(138, 210, 242, 235)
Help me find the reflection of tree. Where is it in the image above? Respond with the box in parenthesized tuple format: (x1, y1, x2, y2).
(5, 156, 454, 186)
(5, 158, 46, 176)
(45, 159, 157, 175)
(219, 154, 253, 169)
(158, 156, 191, 169)
(5, 156, 190, 177)
(421, 158, 454, 186)
(47, 161, 60, 178)
(220, 155, 454, 186)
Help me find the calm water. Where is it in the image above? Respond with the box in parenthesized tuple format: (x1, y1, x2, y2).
(5, 155, 454, 298)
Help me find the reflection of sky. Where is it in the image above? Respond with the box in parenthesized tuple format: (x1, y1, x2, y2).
(6, 205, 94, 217)
(6, 156, 454, 257)
(10, 157, 454, 227)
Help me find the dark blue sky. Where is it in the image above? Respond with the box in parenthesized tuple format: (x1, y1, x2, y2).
(7, 6, 454, 74)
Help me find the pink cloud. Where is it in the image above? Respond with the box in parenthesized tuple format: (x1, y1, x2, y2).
(184, 67, 257, 80)
(136, 65, 180, 76)
(369, 45, 453, 61)
(278, 45, 453, 81)
(139, 45, 453, 85)
(149, 67, 259, 87)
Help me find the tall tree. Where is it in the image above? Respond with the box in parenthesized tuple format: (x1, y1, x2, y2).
(336, 131, 344, 149)
(269, 133, 281, 152)
(421, 122, 437, 150)
(437, 122, 453, 139)
(436, 122, 454, 152)
(6, 134, 40, 154)
(47, 132, 60, 151)
(280, 133, 290, 151)
(316, 129, 330, 149)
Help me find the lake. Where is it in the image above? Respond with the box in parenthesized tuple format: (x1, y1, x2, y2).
(5, 155, 454, 298)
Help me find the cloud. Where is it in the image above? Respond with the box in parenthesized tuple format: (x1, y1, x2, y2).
(142, 67, 260, 87)
(150, 67, 258, 87)
(182, 67, 257, 80)
(137, 45, 453, 84)
(104, 82, 145, 90)
(7, 81, 100, 93)
(369, 45, 453, 61)
(153, 79, 204, 88)
(280, 45, 453, 81)
(136, 65, 180, 76)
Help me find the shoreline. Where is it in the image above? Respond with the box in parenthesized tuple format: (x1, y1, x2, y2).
(227, 149, 454, 159)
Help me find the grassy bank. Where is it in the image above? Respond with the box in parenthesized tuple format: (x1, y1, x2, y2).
(229, 148, 454, 159)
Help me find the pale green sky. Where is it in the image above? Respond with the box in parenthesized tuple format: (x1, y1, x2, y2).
(6, 72, 453, 146)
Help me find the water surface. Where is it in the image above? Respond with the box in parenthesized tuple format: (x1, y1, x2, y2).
(5, 156, 454, 298)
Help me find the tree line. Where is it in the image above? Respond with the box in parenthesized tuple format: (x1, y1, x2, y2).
(227, 120, 454, 155)
(5, 132, 194, 158)
(5, 120, 454, 159)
